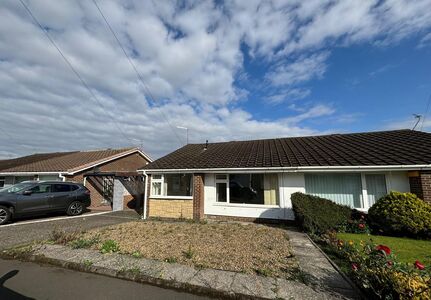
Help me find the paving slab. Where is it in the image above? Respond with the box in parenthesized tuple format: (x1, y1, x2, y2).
(286, 228, 361, 299)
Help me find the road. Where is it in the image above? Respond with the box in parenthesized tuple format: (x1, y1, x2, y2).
(0, 258, 212, 300)
(0, 211, 140, 250)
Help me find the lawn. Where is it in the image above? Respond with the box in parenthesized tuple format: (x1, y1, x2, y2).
(337, 233, 431, 266)
(75, 220, 297, 278)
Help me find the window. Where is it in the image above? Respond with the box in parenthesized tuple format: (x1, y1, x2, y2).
(151, 174, 193, 197)
(365, 174, 387, 207)
(305, 174, 363, 208)
(30, 184, 51, 194)
(0, 177, 4, 188)
(38, 175, 61, 181)
(215, 173, 279, 205)
(52, 184, 71, 193)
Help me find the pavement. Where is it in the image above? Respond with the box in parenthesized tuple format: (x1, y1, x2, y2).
(0, 258, 210, 300)
(0, 210, 140, 250)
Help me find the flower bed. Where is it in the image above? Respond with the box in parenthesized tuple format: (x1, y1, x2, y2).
(328, 233, 431, 299)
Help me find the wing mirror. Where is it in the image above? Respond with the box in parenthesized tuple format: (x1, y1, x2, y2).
(22, 190, 32, 196)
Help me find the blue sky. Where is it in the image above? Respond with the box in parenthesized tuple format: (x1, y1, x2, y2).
(242, 35, 431, 132)
(1, 0, 431, 159)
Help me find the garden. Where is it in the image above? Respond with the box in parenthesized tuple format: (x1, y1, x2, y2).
(292, 191, 431, 299)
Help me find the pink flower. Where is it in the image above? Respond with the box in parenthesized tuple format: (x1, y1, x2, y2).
(351, 263, 359, 271)
(387, 261, 393, 267)
(414, 260, 425, 270)
(376, 245, 391, 255)
(358, 223, 365, 229)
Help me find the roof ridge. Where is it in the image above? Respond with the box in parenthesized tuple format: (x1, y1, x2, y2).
(185, 129, 418, 146)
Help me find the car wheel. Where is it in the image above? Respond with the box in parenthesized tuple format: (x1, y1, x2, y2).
(0, 205, 11, 225)
(66, 201, 83, 216)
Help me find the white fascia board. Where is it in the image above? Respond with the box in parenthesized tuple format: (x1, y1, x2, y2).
(68, 149, 153, 175)
(139, 164, 431, 174)
(0, 172, 63, 176)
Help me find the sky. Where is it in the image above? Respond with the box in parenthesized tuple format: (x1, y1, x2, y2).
(0, 0, 431, 159)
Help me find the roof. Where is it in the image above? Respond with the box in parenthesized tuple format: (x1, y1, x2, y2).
(144, 129, 431, 171)
(0, 148, 151, 174)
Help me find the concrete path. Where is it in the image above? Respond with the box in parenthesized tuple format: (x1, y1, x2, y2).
(287, 228, 360, 299)
(13, 244, 350, 300)
(0, 258, 209, 300)
(0, 211, 140, 250)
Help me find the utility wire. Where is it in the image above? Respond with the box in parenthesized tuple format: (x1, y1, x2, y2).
(92, 0, 184, 146)
(19, 0, 133, 145)
(420, 93, 431, 131)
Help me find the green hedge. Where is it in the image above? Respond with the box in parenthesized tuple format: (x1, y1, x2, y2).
(291, 192, 352, 235)
(368, 191, 431, 239)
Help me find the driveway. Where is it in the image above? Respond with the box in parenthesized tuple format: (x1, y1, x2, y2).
(0, 211, 140, 250)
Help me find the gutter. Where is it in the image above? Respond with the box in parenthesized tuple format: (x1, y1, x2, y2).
(138, 164, 431, 174)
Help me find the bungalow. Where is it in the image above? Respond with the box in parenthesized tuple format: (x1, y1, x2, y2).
(0, 148, 152, 210)
(141, 129, 431, 222)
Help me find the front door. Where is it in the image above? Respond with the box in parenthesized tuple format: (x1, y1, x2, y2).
(16, 183, 51, 214)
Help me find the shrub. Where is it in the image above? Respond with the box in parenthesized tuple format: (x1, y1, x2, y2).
(338, 211, 370, 234)
(368, 192, 431, 239)
(291, 192, 351, 235)
(100, 240, 120, 254)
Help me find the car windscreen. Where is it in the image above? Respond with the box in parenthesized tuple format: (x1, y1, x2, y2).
(0, 182, 36, 193)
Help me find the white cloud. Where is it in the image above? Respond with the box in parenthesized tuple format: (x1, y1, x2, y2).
(268, 52, 329, 87)
(0, 0, 431, 159)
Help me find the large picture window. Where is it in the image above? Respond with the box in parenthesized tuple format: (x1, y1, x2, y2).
(305, 173, 363, 208)
(215, 173, 279, 206)
(151, 174, 193, 197)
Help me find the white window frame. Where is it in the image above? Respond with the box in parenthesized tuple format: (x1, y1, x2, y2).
(150, 174, 193, 199)
(215, 174, 229, 203)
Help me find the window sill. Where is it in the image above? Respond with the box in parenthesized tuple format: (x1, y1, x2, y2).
(150, 195, 193, 200)
(212, 203, 280, 209)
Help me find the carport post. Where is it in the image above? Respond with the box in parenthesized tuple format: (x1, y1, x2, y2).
(112, 179, 125, 211)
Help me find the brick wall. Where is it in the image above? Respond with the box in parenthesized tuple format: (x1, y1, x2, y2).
(65, 152, 150, 209)
(409, 171, 431, 203)
(148, 199, 193, 219)
(192, 173, 205, 220)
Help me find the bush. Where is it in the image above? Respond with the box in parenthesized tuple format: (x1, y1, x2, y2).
(368, 192, 431, 239)
(291, 192, 351, 235)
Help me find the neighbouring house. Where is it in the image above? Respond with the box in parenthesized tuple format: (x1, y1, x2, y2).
(0, 148, 152, 211)
(140, 129, 431, 222)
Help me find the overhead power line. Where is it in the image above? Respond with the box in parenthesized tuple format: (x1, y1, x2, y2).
(92, 0, 183, 146)
(19, 0, 133, 145)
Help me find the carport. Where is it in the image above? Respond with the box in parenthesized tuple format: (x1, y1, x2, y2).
(83, 172, 146, 214)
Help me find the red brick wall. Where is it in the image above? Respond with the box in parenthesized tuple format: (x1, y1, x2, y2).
(65, 152, 150, 209)
(192, 174, 205, 220)
(409, 171, 431, 203)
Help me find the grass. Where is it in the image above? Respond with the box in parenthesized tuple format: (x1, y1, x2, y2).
(78, 220, 298, 279)
(337, 233, 431, 265)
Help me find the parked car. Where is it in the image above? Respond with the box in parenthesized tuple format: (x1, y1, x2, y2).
(0, 181, 91, 225)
